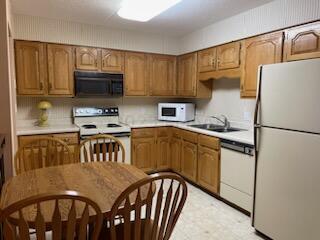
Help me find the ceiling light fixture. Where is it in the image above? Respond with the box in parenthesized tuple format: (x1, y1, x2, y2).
(117, 0, 182, 22)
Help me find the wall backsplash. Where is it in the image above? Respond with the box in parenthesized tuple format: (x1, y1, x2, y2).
(17, 80, 256, 127)
(195, 79, 256, 124)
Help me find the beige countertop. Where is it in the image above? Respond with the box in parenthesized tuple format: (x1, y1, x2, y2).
(16, 119, 254, 145)
(124, 120, 254, 146)
(16, 123, 80, 136)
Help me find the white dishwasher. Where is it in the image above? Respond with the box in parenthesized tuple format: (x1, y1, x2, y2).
(220, 139, 255, 213)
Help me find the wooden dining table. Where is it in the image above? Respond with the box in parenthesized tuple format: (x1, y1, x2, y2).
(0, 161, 149, 221)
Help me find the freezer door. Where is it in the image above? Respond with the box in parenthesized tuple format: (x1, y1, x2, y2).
(258, 58, 320, 134)
(253, 127, 320, 240)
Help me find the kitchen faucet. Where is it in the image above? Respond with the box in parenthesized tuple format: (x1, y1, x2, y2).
(210, 115, 230, 129)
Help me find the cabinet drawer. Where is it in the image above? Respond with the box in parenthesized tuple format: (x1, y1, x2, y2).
(132, 128, 156, 138)
(52, 133, 79, 145)
(198, 134, 220, 150)
(19, 135, 50, 146)
(157, 127, 170, 137)
(181, 130, 198, 143)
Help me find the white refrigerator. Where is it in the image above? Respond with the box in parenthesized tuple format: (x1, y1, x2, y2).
(253, 58, 320, 240)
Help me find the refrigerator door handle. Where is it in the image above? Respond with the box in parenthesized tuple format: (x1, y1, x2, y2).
(254, 65, 263, 127)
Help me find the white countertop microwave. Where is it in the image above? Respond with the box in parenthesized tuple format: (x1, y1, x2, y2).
(158, 103, 195, 122)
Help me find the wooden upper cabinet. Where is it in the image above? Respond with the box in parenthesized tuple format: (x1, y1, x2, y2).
(284, 21, 320, 61)
(198, 48, 216, 73)
(124, 52, 148, 96)
(75, 47, 100, 71)
(101, 49, 124, 73)
(150, 54, 176, 96)
(47, 44, 74, 95)
(217, 42, 241, 70)
(177, 53, 197, 97)
(15, 41, 47, 95)
(241, 32, 283, 98)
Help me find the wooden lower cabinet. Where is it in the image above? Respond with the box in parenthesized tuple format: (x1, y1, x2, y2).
(170, 136, 181, 173)
(132, 137, 156, 172)
(181, 140, 197, 182)
(131, 127, 221, 194)
(18, 132, 79, 165)
(197, 146, 220, 193)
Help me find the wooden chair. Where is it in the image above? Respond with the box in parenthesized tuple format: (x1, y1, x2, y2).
(107, 172, 188, 240)
(0, 190, 103, 240)
(77, 134, 125, 163)
(14, 137, 72, 175)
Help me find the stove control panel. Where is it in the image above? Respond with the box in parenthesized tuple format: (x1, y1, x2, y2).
(73, 107, 119, 117)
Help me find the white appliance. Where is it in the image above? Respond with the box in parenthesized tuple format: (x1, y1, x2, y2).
(253, 59, 320, 240)
(158, 103, 195, 122)
(73, 107, 131, 164)
(220, 140, 255, 213)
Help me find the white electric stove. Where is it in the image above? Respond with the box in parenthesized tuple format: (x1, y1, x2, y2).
(73, 107, 131, 163)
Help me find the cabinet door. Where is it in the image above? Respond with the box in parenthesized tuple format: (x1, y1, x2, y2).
(157, 136, 170, 170)
(171, 136, 181, 173)
(15, 41, 47, 95)
(217, 42, 241, 70)
(75, 47, 100, 71)
(47, 44, 74, 95)
(284, 21, 320, 61)
(177, 53, 197, 97)
(150, 55, 176, 96)
(101, 49, 124, 73)
(132, 137, 155, 172)
(198, 48, 216, 73)
(241, 32, 283, 98)
(181, 140, 197, 182)
(125, 52, 148, 96)
(198, 146, 220, 193)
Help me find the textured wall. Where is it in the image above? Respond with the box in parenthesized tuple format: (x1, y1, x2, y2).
(13, 14, 180, 55)
(179, 0, 320, 53)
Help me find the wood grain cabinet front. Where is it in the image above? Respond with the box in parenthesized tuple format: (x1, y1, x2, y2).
(181, 140, 197, 182)
(217, 42, 241, 70)
(15, 41, 47, 95)
(75, 47, 100, 71)
(132, 137, 156, 172)
(284, 21, 320, 61)
(47, 44, 74, 95)
(177, 53, 198, 97)
(240, 32, 283, 98)
(124, 52, 148, 96)
(149, 54, 176, 96)
(101, 49, 124, 73)
(198, 48, 217, 73)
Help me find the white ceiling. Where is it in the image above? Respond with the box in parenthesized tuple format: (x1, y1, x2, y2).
(11, 0, 273, 37)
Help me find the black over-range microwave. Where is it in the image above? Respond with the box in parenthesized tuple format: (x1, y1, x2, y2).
(74, 71, 123, 97)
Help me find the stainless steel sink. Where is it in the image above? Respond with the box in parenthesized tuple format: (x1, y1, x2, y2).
(188, 124, 243, 133)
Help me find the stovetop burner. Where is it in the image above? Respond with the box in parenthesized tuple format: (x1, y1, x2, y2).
(82, 124, 97, 129)
(106, 123, 122, 128)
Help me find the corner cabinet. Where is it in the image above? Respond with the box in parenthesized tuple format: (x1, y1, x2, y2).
(15, 41, 74, 96)
(156, 128, 171, 170)
(15, 41, 47, 95)
(240, 32, 283, 97)
(47, 44, 74, 95)
(177, 53, 198, 97)
(124, 52, 148, 96)
(284, 21, 320, 61)
(149, 54, 176, 96)
(180, 130, 198, 182)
